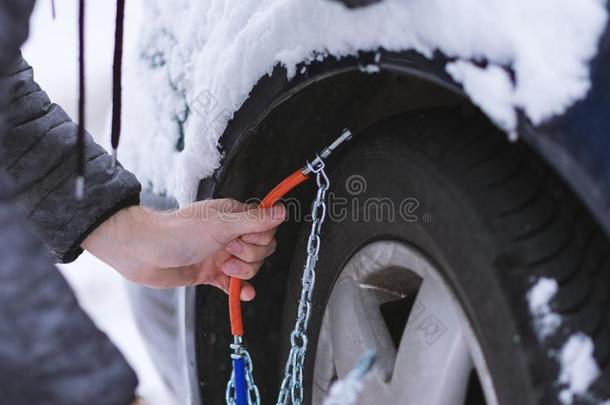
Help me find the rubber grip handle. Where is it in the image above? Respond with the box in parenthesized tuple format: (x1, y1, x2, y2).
(232, 356, 248, 405)
(229, 170, 309, 336)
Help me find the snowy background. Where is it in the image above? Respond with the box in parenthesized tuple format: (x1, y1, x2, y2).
(22, 1, 173, 404)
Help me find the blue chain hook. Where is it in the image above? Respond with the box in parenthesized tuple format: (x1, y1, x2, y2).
(233, 355, 248, 405)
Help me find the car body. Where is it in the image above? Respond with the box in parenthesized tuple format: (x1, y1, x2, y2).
(122, 1, 610, 403)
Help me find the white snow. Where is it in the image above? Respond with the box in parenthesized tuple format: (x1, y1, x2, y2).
(359, 63, 381, 74)
(528, 280, 604, 403)
(527, 277, 561, 338)
(119, 0, 608, 204)
(558, 333, 600, 404)
(323, 377, 364, 405)
(322, 350, 376, 405)
(446, 61, 518, 141)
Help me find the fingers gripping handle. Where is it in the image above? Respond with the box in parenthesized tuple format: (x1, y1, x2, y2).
(229, 170, 309, 336)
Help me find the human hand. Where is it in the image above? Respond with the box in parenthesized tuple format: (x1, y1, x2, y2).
(82, 199, 286, 300)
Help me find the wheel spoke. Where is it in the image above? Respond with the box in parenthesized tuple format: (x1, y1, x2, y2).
(325, 278, 396, 401)
(390, 278, 473, 404)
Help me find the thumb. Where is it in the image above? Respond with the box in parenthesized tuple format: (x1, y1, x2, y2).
(224, 204, 286, 238)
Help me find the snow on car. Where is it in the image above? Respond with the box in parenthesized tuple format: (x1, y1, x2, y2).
(119, 0, 607, 205)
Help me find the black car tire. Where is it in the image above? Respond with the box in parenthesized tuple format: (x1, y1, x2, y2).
(280, 108, 610, 404)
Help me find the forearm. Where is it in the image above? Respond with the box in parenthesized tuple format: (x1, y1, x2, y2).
(82, 205, 163, 282)
(83, 204, 221, 288)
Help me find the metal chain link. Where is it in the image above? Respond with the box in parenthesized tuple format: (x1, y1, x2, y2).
(226, 336, 261, 405)
(276, 159, 330, 405)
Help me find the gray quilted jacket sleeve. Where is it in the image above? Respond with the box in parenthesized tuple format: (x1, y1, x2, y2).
(0, 175, 139, 405)
(1, 55, 141, 263)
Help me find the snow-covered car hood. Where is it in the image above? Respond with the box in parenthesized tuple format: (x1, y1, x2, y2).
(120, 0, 608, 205)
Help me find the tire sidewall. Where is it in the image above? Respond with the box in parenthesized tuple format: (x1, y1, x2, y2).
(281, 120, 539, 405)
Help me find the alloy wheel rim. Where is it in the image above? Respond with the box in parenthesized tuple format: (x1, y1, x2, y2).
(313, 240, 498, 405)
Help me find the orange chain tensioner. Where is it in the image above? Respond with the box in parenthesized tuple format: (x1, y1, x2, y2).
(228, 129, 352, 337)
(228, 169, 308, 336)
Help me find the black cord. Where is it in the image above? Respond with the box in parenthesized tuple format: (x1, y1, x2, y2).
(111, 0, 126, 166)
(76, 0, 86, 199)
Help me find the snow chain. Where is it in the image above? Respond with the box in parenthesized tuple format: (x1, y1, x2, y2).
(225, 160, 329, 405)
(276, 160, 330, 405)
